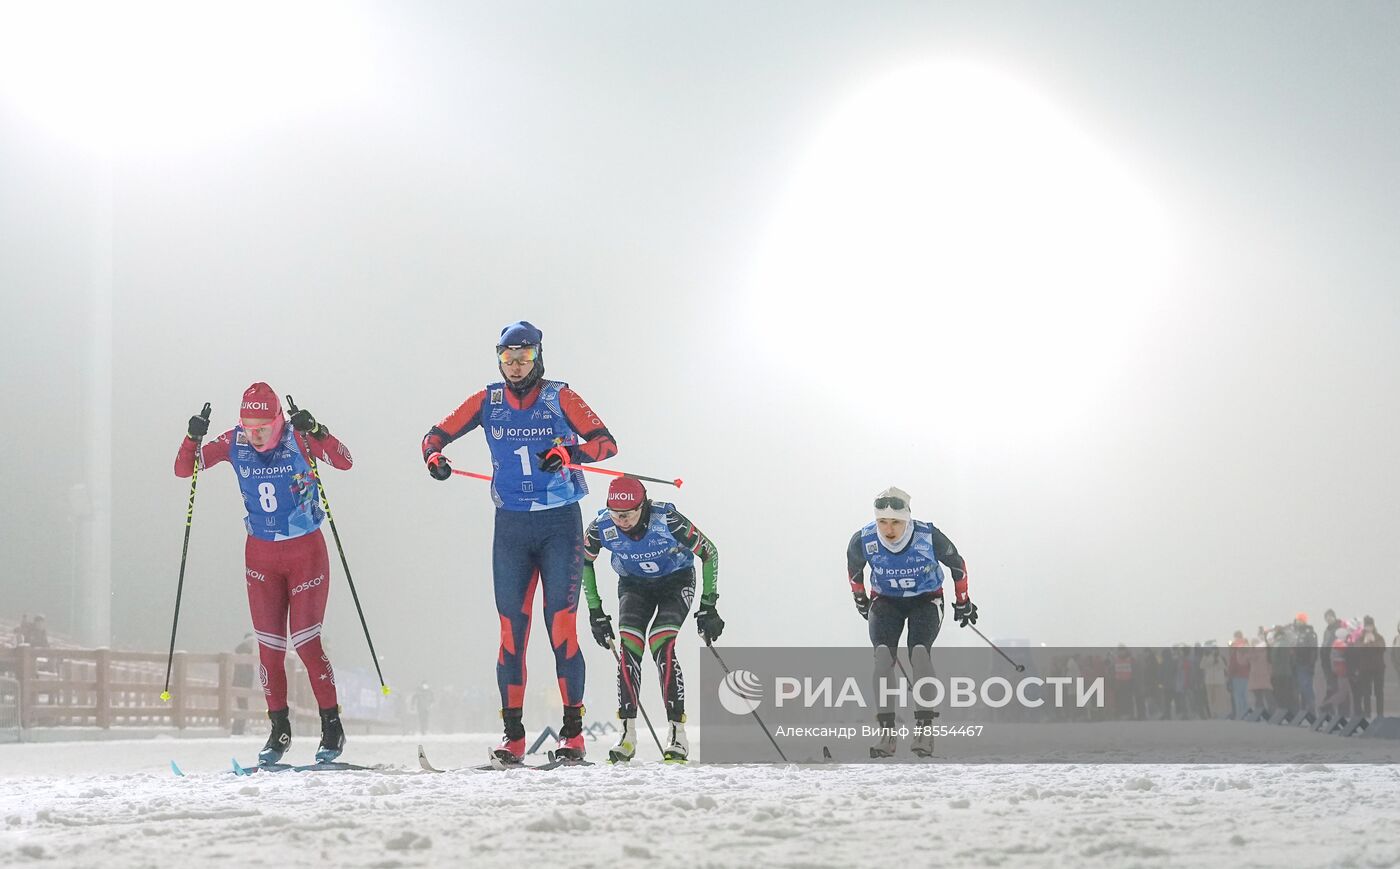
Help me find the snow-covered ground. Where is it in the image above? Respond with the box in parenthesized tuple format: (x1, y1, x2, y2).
(3, 732, 1399, 868)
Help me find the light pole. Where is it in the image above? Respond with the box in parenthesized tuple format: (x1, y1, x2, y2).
(79, 148, 113, 647)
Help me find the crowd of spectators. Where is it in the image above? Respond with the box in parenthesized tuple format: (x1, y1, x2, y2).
(1048, 645, 1223, 721)
(1047, 611, 1397, 722)
(1226, 610, 1393, 721)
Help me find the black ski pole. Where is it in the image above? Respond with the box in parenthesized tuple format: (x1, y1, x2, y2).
(607, 637, 665, 756)
(565, 464, 683, 489)
(286, 396, 391, 696)
(895, 655, 913, 684)
(969, 624, 1025, 672)
(892, 653, 942, 722)
(162, 402, 210, 702)
(704, 639, 789, 763)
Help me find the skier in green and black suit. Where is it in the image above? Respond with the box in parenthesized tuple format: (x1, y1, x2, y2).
(583, 476, 721, 762)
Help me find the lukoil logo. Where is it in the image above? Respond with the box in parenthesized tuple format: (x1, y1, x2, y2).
(718, 669, 764, 715)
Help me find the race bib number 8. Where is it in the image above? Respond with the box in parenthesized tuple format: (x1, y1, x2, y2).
(257, 482, 278, 513)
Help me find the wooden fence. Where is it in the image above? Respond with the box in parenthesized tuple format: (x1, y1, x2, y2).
(0, 644, 352, 733)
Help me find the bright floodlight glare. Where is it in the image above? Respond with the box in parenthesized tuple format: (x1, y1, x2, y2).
(0, 1, 377, 151)
(747, 60, 1174, 438)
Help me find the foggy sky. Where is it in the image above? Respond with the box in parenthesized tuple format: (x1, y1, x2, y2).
(3, 2, 1399, 720)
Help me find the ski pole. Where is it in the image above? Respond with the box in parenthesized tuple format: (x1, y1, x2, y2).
(607, 637, 665, 757)
(895, 655, 913, 684)
(450, 468, 494, 482)
(892, 654, 942, 722)
(286, 396, 391, 696)
(456, 451, 682, 488)
(704, 639, 789, 763)
(892, 594, 946, 685)
(969, 624, 1025, 672)
(162, 403, 211, 702)
(564, 463, 682, 489)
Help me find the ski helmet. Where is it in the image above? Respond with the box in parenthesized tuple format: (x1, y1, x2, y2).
(496, 320, 544, 394)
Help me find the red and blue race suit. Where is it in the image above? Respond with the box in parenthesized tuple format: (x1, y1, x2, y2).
(423, 379, 616, 711)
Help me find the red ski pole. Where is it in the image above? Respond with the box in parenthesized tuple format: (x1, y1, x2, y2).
(450, 468, 494, 482)
(448, 456, 683, 489)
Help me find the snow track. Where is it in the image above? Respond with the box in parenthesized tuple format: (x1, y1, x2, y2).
(3, 735, 1399, 867)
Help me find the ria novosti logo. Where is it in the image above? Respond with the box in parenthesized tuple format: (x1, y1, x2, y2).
(718, 669, 764, 715)
(718, 672, 1105, 711)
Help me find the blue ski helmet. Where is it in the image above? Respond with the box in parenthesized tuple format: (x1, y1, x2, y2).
(496, 320, 545, 393)
(497, 321, 543, 348)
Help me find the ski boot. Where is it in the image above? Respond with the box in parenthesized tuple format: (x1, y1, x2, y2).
(490, 708, 527, 768)
(551, 705, 586, 763)
(910, 712, 938, 758)
(608, 717, 638, 764)
(663, 718, 689, 763)
(258, 707, 292, 765)
(315, 705, 346, 763)
(869, 712, 897, 759)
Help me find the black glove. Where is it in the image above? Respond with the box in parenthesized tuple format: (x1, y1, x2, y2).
(953, 599, 978, 627)
(186, 402, 211, 440)
(426, 452, 453, 481)
(853, 590, 871, 620)
(695, 601, 724, 643)
(290, 406, 325, 438)
(537, 445, 570, 473)
(589, 608, 615, 649)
